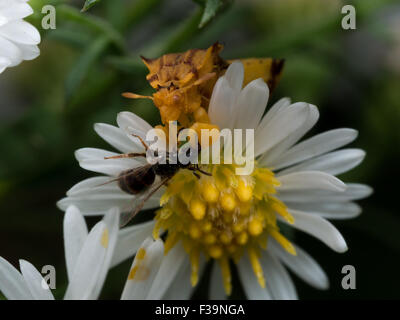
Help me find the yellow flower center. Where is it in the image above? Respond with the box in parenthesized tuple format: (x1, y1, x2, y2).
(152, 162, 296, 295)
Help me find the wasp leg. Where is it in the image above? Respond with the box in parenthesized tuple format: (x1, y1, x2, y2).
(198, 169, 212, 176)
(187, 165, 200, 179)
(131, 134, 149, 151)
(195, 164, 212, 176)
(192, 171, 201, 179)
(104, 152, 146, 160)
(188, 164, 211, 178)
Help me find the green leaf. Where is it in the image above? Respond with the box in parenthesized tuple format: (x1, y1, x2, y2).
(65, 37, 110, 101)
(58, 5, 125, 52)
(82, 0, 101, 12)
(197, 0, 231, 28)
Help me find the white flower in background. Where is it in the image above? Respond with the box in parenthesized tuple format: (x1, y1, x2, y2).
(0, 205, 171, 300)
(58, 62, 372, 299)
(0, 206, 119, 300)
(0, 0, 41, 74)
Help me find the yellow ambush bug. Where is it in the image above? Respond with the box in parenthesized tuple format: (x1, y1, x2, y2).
(123, 43, 285, 128)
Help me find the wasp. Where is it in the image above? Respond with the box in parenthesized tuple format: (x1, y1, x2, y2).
(103, 134, 210, 227)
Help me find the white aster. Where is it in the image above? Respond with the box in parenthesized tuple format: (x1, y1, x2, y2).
(0, 0, 40, 74)
(0, 205, 118, 300)
(57, 61, 372, 300)
(0, 205, 173, 300)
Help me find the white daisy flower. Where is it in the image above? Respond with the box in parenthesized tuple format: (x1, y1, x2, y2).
(0, 205, 168, 300)
(58, 62, 372, 299)
(0, 0, 41, 74)
(0, 205, 118, 300)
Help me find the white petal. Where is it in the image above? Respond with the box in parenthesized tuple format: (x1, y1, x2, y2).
(270, 128, 358, 170)
(234, 78, 269, 130)
(16, 43, 39, 60)
(57, 191, 160, 216)
(64, 221, 108, 300)
(57, 194, 132, 215)
(263, 97, 291, 121)
(260, 252, 297, 300)
(254, 103, 311, 157)
(94, 123, 142, 153)
(117, 112, 152, 146)
(208, 77, 237, 129)
(269, 239, 329, 290)
(65, 176, 163, 208)
(281, 211, 348, 252)
(0, 2, 33, 22)
(91, 207, 120, 299)
(117, 111, 152, 132)
(66, 176, 119, 197)
(223, 61, 244, 92)
(0, 55, 11, 73)
(163, 258, 195, 300)
(0, 36, 22, 65)
(285, 201, 361, 219)
(19, 260, 54, 300)
(78, 158, 137, 176)
(0, 20, 40, 45)
(75, 147, 118, 162)
(277, 171, 347, 192)
(278, 149, 365, 176)
(146, 243, 187, 299)
(259, 104, 319, 165)
(209, 262, 227, 300)
(63, 205, 88, 281)
(75, 147, 144, 172)
(0, 256, 32, 300)
(237, 254, 272, 300)
(0, 15, 7, 27)
(121, 238, 164, 300)
(111, 220, 155, 267)
(278, 183, 372, 203)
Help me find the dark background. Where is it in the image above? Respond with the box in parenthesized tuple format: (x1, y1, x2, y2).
(0, 0, 399, 299)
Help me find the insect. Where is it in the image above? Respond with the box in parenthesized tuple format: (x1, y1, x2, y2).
(122, 43, 285, 127)
(103, 134, 210, 227)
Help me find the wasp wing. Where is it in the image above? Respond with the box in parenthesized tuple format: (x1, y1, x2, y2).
(94, 164, 153, 188)
(119, 175, 171, 227)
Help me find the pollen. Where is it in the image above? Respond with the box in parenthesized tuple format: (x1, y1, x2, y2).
(248, 218, 263, 236)
(209, 245, 223, 259)
(220, 192, 236, 212)
(136, 248, 147, 260)
(201, 180, 219, 203)
(128, 248, 148, 281)
(236, 231, 248, 245)
(101, 228, 109, 248)
(189, 197, 206, 220)
(153, 163, 295, 295)
(189, 224, 202, 239)
(235, 179, 253, 202)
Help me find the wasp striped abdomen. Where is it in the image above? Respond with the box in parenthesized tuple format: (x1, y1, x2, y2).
(118, 167, 156, 195)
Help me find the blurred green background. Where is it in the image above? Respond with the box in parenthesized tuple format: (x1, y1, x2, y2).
(0, 0, 399, 299)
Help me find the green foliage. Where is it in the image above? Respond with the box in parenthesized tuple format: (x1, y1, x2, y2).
(194, 0, 232, 28)
(82, 0, 101, 12)
(65, 37, 110, 101)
